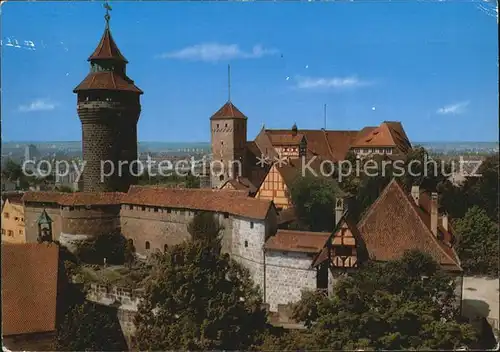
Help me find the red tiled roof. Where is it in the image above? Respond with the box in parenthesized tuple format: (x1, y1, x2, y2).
(277, 207, 297, 225)
(265, 229, 330, 253)
(88, 27, 128, 63)
(210, 101, 247, 120)
(73, 72, 143, 94)
(2, 243, 59, 336)
(22, 191, 64, 204)
(221, 177, 257, 193)
(1, 192, 24, 205)
(267, 133, 304, 146)
(351, 122, 411, 154)
(356, 179, 461, 271)
(124, 186, 273, 220)
(58, 192, 124, 206)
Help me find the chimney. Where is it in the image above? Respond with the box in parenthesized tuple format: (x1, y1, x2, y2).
(411, 185, 420, 206)
(335, 198, 344, 226)
(431, 192, 438, 237)
(442, 213, 449, 232)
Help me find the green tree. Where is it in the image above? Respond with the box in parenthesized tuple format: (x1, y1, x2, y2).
(75, 233, 129, 265)
(289, 251, 478, 350)
(185, 171, 200, 188)
(134, 213, 267, 350)
(54, 244, 128, 351)
(463, 154, 499, 222)
(289, 174, 340, 231)
(454, 206, 499, 276)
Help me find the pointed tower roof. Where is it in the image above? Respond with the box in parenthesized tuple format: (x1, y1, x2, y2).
(210, 101, 247, 120)
(37, 209, 53, 225)
(88, 26, 128, 63)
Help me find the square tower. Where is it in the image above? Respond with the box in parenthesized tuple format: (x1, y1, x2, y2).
(210, 102, 248, 188)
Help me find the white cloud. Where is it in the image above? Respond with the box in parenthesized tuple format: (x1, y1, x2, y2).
(295, 76, 372, 89)
(157, 43, 278, 62)
(436, 101, 470, 115)
(18, 99, 57, 113)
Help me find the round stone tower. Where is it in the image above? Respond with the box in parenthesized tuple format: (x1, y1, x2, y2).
(73, 11, 143, 193)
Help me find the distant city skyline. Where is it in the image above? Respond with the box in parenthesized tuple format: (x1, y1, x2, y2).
(1, 1, 498, 142)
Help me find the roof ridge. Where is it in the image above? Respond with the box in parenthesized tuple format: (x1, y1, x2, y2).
(400, 184, 462, 269)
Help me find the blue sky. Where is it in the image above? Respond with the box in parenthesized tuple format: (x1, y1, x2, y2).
(1, 1, 498, 142)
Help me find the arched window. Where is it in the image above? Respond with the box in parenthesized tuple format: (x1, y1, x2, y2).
(145, 241, 150, 250)
(219, 174, 224, 181)
(164, 244, 168, 252)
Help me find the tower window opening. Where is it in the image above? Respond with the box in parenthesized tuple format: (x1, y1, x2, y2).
(217, 124, 219, 128)
(244, 240, 248, 248)
(225, 123, 228, 127)
(145, 241, 150, 250)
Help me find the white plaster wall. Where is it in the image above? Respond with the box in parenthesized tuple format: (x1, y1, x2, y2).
(462, 276, 499, 330)
(265, 250, 317, 312)
(231, 217, 266, 293)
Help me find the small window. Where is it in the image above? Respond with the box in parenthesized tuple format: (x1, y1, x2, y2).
(221, 141, 224, 145)
(224, 213, 229, 219)
(219, 174, 224, 181)
(250, 222, 254, 229)
(8, 230, 13, 237)
(164, 244, 168, 252)
(141, 206, 146, 211)
(21, 218, 24, 221)
(225, 123, 228, 127)
(14, 217, 18, 221)
(145, 241, 150, 250)
(167, 209, 172, 214)
(128, 239, 134, 246)
(69, 207, 74, 211)
(19, 230, 23, 235)
(154, 207, 159, 213)
(1, 229, 5, 235)
(216, 124, 219, 128)
(244, 240, 248, 248)
(129, 205, 133, 210)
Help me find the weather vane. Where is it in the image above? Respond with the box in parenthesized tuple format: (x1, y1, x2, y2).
(104, 1, 112, 27)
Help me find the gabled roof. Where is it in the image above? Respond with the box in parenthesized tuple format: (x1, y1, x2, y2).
(210, 101, 247, 120)
(356, 179, 461, 271)
(244, 140, 272, 191)
(2, 243, 60, 336)
(265, 229, 330, 253)
(88, 26, 128, 63)
(351, 121, 411, 154)
(220, 177, 257, 194)
(73, 72, 143, 94)
(311, 211, 362, 267)
(37, 209, 53, 225)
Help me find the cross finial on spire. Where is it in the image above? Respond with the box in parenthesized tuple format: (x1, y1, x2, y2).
(104, 1, 112, 28)
(228, 64, 231, 102)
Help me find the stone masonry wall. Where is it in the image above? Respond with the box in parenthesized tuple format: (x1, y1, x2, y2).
(265, 250, 317, 312)
(78, 100, 140, 193)
(231, 217, 266, 294)
(24, 204, 62, 242)
(120, 205, 234, 256)
(61, 205, 121, 237)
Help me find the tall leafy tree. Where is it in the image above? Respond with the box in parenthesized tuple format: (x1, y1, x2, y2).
(286, 251, 478, 350)
(134, 212, 267, 350)
(289, 174, 340, 231)
(54, 245, 128, 351)
(454, 206, 499, 276)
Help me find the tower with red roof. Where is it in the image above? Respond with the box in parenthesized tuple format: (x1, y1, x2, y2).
(73, 6, 143, 192)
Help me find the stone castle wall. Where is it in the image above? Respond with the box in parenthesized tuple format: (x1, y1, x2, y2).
(231, 217, 267, 294)
(61, 205, 121, 236)
(264, 250, 317, 312)
(120, 205, 235, 256)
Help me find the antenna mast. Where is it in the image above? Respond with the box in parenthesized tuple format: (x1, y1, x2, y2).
(324, 104, 327, 129)
(228, 64, 231, 102)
